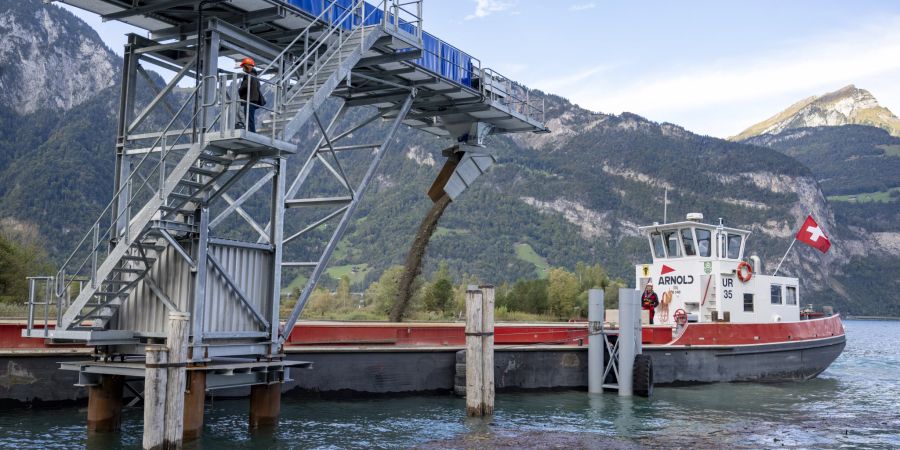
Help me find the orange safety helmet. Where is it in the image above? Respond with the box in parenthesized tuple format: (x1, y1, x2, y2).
(239, 57, 255, 68)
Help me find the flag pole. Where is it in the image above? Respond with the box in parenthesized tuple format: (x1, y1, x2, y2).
(771, 238, 797, 277)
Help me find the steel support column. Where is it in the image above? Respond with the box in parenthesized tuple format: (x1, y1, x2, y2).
(114, 34, 139, 237)
(182, 370, 206, 440)
(268, 158, 286, 351)
(248, 383, 281, 429)
(87, 374, 124, 432)
(190, 207, 210, 362)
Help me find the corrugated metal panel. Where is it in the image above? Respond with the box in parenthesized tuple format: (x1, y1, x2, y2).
(204, 244, 272, 335)
(116, 241, 272, 338)
(117, 244, 194, 336)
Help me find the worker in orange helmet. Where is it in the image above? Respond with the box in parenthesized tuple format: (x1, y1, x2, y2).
(236, 57, 265, 133)
(641, 282, 659, 324)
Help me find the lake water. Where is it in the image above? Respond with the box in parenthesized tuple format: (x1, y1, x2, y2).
(1, 320, 897, 449)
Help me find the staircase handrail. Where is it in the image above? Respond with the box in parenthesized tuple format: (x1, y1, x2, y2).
(257, 0, 357, 79)
(54, 79, 206, 298)
(278, 0, 370, 88)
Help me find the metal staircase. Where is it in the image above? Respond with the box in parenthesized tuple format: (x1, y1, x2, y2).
(26, 0, 415, 343)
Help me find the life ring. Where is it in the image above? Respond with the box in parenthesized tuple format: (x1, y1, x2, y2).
(674, 309, 688, 325)
(737, 261, 753, 282)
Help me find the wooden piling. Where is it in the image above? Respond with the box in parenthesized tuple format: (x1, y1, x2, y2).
(87, 374, 124, 432)
(249, 383, 282, 429)
(182, 370, 206, 440)
(164, 312, 190, 449)
(480, 285, 495, 415)
(465, 287, 484, 416)
(143, 346, 168, 450)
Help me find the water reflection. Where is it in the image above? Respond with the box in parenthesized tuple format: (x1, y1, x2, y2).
(0, 321, 898, 448)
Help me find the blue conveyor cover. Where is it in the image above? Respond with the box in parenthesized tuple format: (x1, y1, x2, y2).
(285, 0, 476, 88)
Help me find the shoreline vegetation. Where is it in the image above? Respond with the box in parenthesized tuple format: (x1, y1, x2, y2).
(0, 261, 623, 323)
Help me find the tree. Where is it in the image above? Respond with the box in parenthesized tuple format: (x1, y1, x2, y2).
(424, 278, 454, 316)
(504, 278, 548, 314)
(575, 262, 608, 291)
(302, 288, 333, 318)
(423, 261, 454, 315)
(0, 222, 52, 305)
(365, 266, 405, 315)
(335, 275, 352, 310)
(547, 267, 580, 319)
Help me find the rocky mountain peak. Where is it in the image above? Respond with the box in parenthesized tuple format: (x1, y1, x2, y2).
(731, 84, 900, 141)
(0, 1, 120, 114)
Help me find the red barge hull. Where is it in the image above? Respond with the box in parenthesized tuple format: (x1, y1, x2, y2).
(0, 315, 845, 403)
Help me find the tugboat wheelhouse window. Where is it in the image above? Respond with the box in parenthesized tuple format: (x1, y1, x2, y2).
(744, 293, 754, 312)
(681, 228, 696, 256)
(664, 230, 682, 257)
(785, 286, 797, 305)
(771, 284, 783, 304)
(696, 229, 711, 257)
(727, 234, 743, 259)
(650, 232, 666, 258)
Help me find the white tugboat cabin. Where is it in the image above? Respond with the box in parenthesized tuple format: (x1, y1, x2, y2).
(635, 213, 800, 325)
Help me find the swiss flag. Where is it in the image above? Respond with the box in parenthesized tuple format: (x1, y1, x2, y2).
(795, 215, 831, 253)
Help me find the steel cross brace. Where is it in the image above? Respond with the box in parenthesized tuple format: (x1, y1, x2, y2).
(279, 93, 416, 343)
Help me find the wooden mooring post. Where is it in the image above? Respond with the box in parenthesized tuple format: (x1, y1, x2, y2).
(164, 312, 190, 449)
(143, 345, 168, 450)
(465, 285, 495, 416)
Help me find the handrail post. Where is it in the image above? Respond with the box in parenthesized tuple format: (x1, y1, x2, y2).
(125, 179, 133, 244)
(159, 134, 166, 199)
(91, 224, 99, 288)
(56, 276, 64, 325)
(42, 278, 50, 336)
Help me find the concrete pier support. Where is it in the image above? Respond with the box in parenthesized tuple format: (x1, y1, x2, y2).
(249, 383, 282, 429)
(182, 370, 206, 440)
(87, 374, 124, 432)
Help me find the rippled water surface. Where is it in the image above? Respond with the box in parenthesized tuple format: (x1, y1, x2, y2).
(1, 320, 898, 448)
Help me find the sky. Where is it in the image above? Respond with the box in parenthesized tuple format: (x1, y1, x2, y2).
(61, 0, 900, 138)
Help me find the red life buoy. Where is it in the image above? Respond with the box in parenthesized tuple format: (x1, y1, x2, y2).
(737, 261, 753, 282)
(674, 309, 688, 325)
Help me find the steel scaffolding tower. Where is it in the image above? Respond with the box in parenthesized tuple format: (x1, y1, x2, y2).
(24, 0, 547, 387)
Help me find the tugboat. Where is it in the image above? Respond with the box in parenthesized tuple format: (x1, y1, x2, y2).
(634, 213, 846, 384)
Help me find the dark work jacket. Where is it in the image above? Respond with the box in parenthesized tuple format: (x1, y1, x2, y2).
(238, 69, 262, 105)
(641, 291, 659, 309)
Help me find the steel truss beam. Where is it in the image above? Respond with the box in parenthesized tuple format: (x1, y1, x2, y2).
(279, 93, 416, 344)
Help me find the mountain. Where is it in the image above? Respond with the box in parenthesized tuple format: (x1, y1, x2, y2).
(2, 0, 896, 316)
(0, 1, 119, 114)
(737, 88, 900, 317)
(731, 85, 900, 141)
(743, 125, 900, 197)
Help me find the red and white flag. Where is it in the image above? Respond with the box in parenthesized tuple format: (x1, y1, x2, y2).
(795, 215, 831, 253)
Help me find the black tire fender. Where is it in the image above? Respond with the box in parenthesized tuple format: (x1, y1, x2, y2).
(633, 353, 654, 397)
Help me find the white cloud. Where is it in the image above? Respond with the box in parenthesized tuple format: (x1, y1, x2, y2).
(533, 64, 617, 93)
(547, 16, 900, 137)
(569, 3, 596, 11)
(465, 0, 514, 20)
(492, 62, 528, 77)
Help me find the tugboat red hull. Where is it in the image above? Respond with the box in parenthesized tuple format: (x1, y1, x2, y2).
(644, 314, 846, 384)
